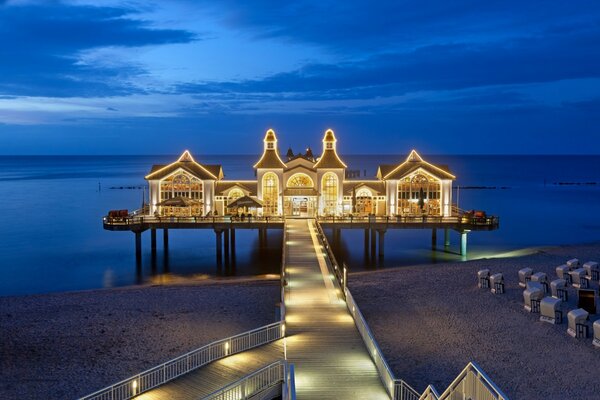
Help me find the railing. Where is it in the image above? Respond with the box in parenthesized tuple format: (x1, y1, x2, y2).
(317, 214, 498, 226)
(103, 214, 285, 226)
(203, 360, 288, 400)
(313, 219, 508, 400)
(436, 362, 508, 400)
(79, 321, 284, 400)
(345, 289, 421, 400)
(313, 220, 420, 400)
(419, 385, 440, 400)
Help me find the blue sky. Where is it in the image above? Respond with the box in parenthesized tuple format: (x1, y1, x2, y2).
(0, 0, 599, 155)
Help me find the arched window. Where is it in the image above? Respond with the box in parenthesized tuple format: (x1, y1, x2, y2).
(262, 173, 279, 215)
(160, 172, 203, 201)
(397, 173, 440, 215)
(287, 173, 314, 187)
(355, 188, 373, 215)
(227, 188, 244, 206)
(322, 173, 338, 215)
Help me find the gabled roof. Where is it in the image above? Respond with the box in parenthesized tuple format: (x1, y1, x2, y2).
(215, 181, 258, 196)
(227, 195, 263, 209)
(343, 181, 386, 196)
(285, 157, 316, 171)
(314, 129, 347, 169)
(145, 150, 223, 180)
(377, 150, 455, 180)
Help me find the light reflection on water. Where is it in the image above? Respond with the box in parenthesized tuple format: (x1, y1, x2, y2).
(0, 154, 599, 295)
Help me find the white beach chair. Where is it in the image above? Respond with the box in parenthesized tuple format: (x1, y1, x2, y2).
(566, 258, 580, 270)
(518, 268, 533, 288)
(550, 279, 568, 301)
(570, 268, 588, 289)
(556, 264, 571, 284)
(593, 320, 600, 348)
(567, 308, 589, 338)
(523, 282, 544, 312)
(540, 297, 562, 324)
(490, 273, 504, 294)
(583, 261, 599, 282)
(531, 272, 549, 293)
(477, 269, 490, 288)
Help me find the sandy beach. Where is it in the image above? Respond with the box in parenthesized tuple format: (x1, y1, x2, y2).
(0, 279, 280, 400)
(350, 243, 600, 400)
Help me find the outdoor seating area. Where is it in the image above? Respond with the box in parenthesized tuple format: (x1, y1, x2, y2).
(478, 259, 600, 343)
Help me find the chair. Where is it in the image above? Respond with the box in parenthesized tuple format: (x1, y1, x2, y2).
(567, 308, 589, 338)
(477, 269, 490, 288)
(518, 268, 533, 288)
(540, 297, 562, 324)
(556, 264, 572, 284)
(566, 258, 580, 270)
(593, 320, 600, 348)
(523, 282, 544, 312)
(489, 273, 504, 294)
(531, 272, 549, 293)
(570, 268, 588, 289)
(550, 279, 568, 301)
(583, 261, 599, 282)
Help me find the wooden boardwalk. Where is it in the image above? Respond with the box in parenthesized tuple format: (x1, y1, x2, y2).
(133, 341, 283, 400)
(284, 218, 389, 400)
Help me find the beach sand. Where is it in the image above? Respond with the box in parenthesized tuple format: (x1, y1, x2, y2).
(350, 243, 600, 400)
(0, 279, 280, 400)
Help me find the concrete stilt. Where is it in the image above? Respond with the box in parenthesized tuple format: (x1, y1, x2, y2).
(150, 229, 157, 256)
(215, 229, 223, 264)
(135, 231, 142, 264)
(460, 232, 468, 256)
(370, 228, 377, 260)
(444, 228, 450, 248)
(364, 229, 369, 254)
(378, 230, 385, 258)
(230, 229, 236, 258)
(224, 228, 230, 262)
(163, 229, 169, 251)
(431, 228, 437, 249)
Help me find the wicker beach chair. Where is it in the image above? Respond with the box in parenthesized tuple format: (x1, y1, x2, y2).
(567, 308, 589, 338)
(518, 268, 533, 288)
(477, 269, 490, 288)
(540, 297, 562, 324)
(490, 273, 504, 294)
(550, 279, 568, 301)
(593, 320, 600, 347)
(566, 259, 580, 270)
(583, 261, 599, 282)
(556, 264, 571, 284)
(531, 272, 549, 293)
(523, 282, 544, 312)
(570, 268, 588, 289)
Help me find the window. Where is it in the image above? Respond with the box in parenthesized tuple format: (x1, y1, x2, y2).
(396, 173, 440, 215)
(322, 173, 338, 215)
(287, 173, 313, 187)
(262, 173, 279, 215)
(160, 172, 203, 201)
(227, 188, 244, 206)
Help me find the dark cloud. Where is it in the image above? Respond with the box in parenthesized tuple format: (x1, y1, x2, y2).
(0, 3, 195, 97)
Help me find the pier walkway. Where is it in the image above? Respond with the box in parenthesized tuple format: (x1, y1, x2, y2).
(133, 341, 284, 400)
(284, 218, 389, 399)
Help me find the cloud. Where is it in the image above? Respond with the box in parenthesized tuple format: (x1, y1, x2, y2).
(0, 2, 196, 97)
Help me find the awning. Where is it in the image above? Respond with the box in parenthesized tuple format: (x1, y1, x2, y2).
(227, 195, 263, 208)
(157, 196, 203, 207)
(283, 188, 319, 196)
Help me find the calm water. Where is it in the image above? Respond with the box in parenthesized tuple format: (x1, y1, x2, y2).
(0, 155, 599, 296)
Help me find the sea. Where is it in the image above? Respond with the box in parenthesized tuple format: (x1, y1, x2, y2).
(1, 155, 599, 296)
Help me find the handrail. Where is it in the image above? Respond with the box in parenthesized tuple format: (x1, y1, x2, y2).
(436, 362, 509, 400)
(419, 385, 440, 400)
(313, 220, 419, 400)
(104, 215, 285, 225)
(79, 321, 284, 400)
(202, 360, 288, 400)
(315, 214, 498, 226)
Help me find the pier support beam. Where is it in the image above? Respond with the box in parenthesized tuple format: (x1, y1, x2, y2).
(230, 229, 236, 258)
(224, 228, 230, 263)
(135, 231, 142, 264)
(460, 231, 468, 257)
(377, 230, 386, 258)
(163, 229, 169, 251)
(431, 229, 437, 249)
(364, 229, 369, 254)
(444, 228, 450, 248)
(370, 228, 377, 260)
(215, 229, 223, 264)
(150, 229, 157, 256)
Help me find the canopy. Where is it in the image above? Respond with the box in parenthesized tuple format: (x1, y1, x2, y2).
(227, 195, 263, 209)
(157, 196, 203, 207)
